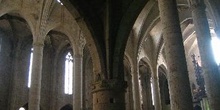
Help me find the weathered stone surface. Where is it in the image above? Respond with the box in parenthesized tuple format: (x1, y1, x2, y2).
(158, 0, 194, 109)
(190, 0, 220, 109)
(0, 0, 220, 110)
(92, 80, 127, 110)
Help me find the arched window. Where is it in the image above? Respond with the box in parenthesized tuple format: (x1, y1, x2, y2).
(64, 52, 73, 95)
(28, 48, 33, 88)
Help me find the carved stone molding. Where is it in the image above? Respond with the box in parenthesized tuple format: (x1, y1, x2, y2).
(92, 79, 127, 93)
(79, 31, 86, 49)
(76, 31, 86, 55)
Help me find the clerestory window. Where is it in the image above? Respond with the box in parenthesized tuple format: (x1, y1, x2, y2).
(28, 48, 33, 88)
(64, 52, 73, 95)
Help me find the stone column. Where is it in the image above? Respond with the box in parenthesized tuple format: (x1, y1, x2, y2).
(189, 0, 220, 109)
(132, 67, 141, 110)
(152, 68, 161, 110)
(73, 54, 83, 110)
(28, 41, 44, 110)
(92, 80, 126, 110)
(158, 0, 193, 110)
(73, 33, 86, 110)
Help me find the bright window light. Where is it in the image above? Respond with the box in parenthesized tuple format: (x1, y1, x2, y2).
(57, 0, 63, 5)
(211, 37, 220, 65)
(64, 52, 73, 95)
(28, 48, 33, 88)
(19, 107, 25, 110)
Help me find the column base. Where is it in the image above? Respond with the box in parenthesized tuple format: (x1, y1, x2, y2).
(92, 80, 127, 110)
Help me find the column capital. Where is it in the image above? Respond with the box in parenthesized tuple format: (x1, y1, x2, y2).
(92, 79, 127, 93)
(188, 0, 205, 10)
(33, 37, 45, 47)
(33, 42, 44, 47)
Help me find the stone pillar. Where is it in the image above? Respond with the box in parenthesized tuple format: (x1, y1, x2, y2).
(92, 80, 126, 110)
(28, 42, 44, 110)
(152, 68, 161, 110)
(73, 32, 86, 110)
(73, 54, 83, 110)
(158, 0, 194, 109)
(189, 0, 220, 109)
(132, 67, 141, 110)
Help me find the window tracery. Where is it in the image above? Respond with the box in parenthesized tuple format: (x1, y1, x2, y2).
(64, 52, 73, 95)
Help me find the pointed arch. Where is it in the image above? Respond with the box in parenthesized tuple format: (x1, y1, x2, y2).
(61, 0, 104, 78)
(0, 13, 33, 110)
